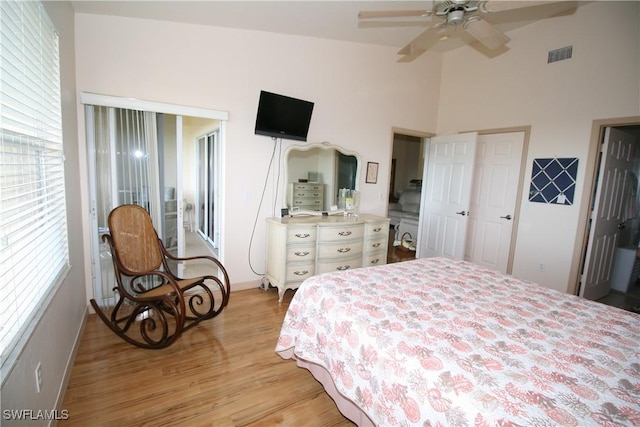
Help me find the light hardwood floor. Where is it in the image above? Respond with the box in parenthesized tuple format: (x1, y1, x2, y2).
(60, 287, 354, 427)
(62, 231, 638, 426)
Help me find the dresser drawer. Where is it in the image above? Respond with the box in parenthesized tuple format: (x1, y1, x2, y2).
(286, 245, 316, 262)
(287, 226, 317, 243)
(292, 189, 323, 199)
(316, 255, 362, 274)
(365, 221, 388, 238)
(292, 183, 323, 192)
(365, 236, 386, 253)
(317, 223, 364, 242)
(293, 183, 321, 191)
(292, 198, 322, 208)
(285, 263, 315, 282)
(317, 240, 363, 260)
(364, 251, 386, 267)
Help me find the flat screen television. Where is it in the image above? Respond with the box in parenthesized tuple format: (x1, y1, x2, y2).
(254, 91, 314, 141)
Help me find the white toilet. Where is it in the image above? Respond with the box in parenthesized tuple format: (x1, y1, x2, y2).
(610, 246, 640, 292)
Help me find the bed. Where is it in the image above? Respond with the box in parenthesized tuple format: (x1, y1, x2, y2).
(275, 257, 640, 426)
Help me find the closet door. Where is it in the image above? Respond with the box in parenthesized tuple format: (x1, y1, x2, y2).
(464, 131, 525, 273)
(417, 132, 477, 259)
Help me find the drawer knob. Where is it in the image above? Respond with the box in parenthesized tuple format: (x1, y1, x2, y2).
(295, 233, 311, 238)
(294, 251, 309, 257)
(370, 258, 380, 264)
(293, 270, 309, 276)
(338, 231, 352, 236)
(373, 227, 382, 232)
(372, 243, 381, 248)
(337, 247, 351, 253)
(336, 265, 350, 271)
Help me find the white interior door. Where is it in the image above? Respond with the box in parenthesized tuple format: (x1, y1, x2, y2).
(464, 132, 524, 273)
(580, 127, 636, 300)
(417, 132, 477, 258)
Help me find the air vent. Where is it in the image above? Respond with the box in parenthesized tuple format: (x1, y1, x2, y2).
(548, 45, 573, 63)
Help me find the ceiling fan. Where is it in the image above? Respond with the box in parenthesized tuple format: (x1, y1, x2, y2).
(358, 1, 578, 62)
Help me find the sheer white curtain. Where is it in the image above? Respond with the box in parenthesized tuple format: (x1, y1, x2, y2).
(87, 106, 161, 307)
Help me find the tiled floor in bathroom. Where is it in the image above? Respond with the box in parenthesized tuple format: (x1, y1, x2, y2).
(597, 280, 640, 314)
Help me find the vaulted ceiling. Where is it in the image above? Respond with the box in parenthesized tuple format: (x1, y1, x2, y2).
(70, 1, 579, 54)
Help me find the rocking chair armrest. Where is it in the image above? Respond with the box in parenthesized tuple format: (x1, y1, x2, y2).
(163, 251, 230, 286)
(158, 239, 231, 303)
(165, 252, 221, 267)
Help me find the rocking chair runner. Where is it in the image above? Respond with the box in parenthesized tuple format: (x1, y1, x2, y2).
(90, 204, 230, 349)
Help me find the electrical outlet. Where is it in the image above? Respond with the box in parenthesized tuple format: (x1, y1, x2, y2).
(539, 262, 546, 272)
(35, 362, 42, 393)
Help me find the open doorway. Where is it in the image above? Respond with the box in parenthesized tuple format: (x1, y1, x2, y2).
(388, 132, 425, 244)
(81, 93, 228, 308)
(577, 120, 640, 311)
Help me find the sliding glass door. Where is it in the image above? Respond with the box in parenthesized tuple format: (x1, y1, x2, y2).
(197, 130, 220, 251)
(86, 106, 181, 307)
(81, 93, 228, 308)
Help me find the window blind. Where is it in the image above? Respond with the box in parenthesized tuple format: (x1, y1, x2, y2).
(0, 1, 69, 373)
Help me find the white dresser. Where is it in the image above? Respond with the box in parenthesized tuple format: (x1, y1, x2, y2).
(264, 214, 389, 303)
(287, 182, 324, 211)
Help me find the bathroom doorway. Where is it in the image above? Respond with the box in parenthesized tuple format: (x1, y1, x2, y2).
(578, 121, 640, 303)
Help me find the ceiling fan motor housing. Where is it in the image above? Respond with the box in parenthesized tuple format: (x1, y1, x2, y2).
(435, 0, 480, 15)
(435, 0, 481, 25)
(447, 9, 465, 25)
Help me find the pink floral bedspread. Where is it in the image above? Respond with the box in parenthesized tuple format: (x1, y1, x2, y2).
(275, 257, 640, 426)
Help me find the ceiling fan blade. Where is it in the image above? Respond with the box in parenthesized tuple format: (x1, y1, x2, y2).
(464, 17, 510, 50)
(397, 25, 442, 62)
(358, 9, 432, 20)
(479, 0, 563, 13)
(359, 20, 430, 29)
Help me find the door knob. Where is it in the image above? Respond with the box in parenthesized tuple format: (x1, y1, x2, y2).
(456, 210, 467, 216)
(500, 214, 512, 220)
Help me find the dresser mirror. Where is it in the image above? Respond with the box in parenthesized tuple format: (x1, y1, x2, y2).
(284, 142, 361, 212)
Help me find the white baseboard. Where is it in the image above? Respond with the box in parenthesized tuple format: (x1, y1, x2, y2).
(52, 306, 88, 426)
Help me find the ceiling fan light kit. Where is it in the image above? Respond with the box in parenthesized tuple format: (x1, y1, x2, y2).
(358, 0, 578, 62)
(464, 16, 511, 50)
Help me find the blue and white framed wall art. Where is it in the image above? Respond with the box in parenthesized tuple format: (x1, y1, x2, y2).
(529, 157, 579, 205)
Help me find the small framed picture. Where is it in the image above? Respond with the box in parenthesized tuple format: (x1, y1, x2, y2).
(366, 162, 379, 184)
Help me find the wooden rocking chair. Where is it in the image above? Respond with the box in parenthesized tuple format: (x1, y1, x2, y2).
(90, 204, 230, 349)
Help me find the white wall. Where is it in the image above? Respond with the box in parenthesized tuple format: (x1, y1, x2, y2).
(436, 1, 640, 292)
(74, 14, 442, 289)
(1, 1, 87, 423)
